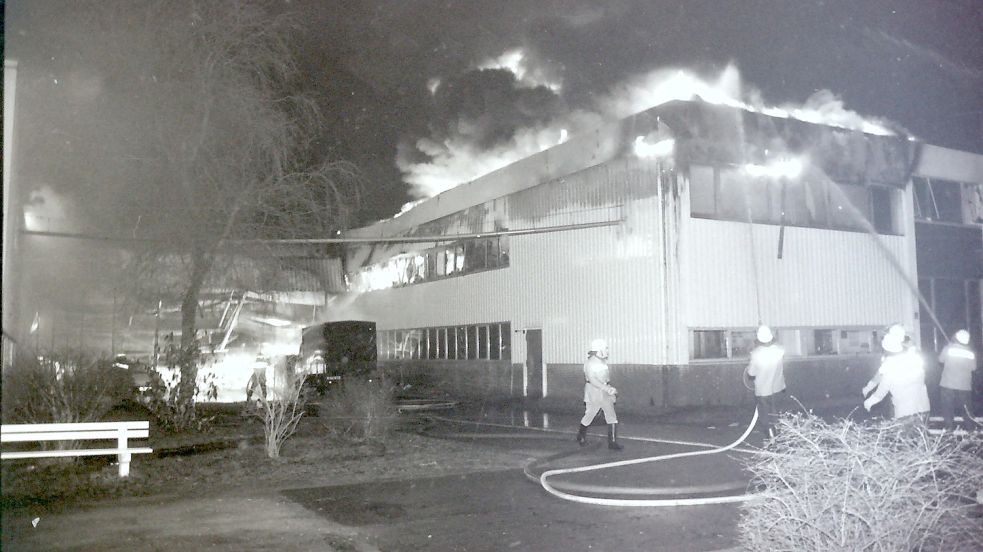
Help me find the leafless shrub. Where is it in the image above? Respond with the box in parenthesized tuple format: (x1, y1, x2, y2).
(738, 413, 983, 551)
(1, 350, 132, 425)
(253, 371, 306, 459)
(318, 378, 397, 444)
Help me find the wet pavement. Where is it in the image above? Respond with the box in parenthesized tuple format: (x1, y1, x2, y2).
(274, 402, 766, 551)
(3, 400, 792, 552)
(284, 468, 742, 552)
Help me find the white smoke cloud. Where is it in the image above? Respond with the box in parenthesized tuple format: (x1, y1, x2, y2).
(398, 62, 898, 203)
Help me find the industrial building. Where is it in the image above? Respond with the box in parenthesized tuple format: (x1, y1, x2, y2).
(338, 99, 983, 412)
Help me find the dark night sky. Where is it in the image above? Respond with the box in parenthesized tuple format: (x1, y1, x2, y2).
(4, 0, 983, 351)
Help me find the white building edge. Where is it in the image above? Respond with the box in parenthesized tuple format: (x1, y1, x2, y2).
(337, 100, 983, 411)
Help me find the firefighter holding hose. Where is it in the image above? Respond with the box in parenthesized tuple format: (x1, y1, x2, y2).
(745, 325, 786, 439)
(863, 328, 930, 428)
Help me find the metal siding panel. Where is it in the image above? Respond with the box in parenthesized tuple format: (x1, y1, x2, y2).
(684, 217, 915, 328)
(349, 160, 674, 366)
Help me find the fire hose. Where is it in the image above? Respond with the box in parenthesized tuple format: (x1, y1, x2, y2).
(423, 408, 764, 507)
(536, 407, 760, 507)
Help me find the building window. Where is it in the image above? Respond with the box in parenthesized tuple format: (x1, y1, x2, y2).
(426, 329, 438, 359)
(729, 330, 757, 358)
(692, 330, 727, 359)
(691, 326, 881, 360)
(478, 326, 489, 359)
(456, 326, 468, 359)
(489, 325, 501, 360)
(689, 164, 901, 234)
(914, 177, 965, 224)
(379, 323, 512, 362)
(351, 235, 511, 292)
(813, 329, 836, 355)
(500, 327, 511, 360)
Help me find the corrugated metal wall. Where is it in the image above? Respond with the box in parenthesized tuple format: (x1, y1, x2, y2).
(349, 158, 677, 371)
(681, 217, 915, 329)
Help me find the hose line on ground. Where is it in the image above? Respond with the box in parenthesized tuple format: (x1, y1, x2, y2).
(423, 408, 764, 506)
(537, 408, 760, 507)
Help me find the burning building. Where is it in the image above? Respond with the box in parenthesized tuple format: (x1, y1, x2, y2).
(337, 99, 982, 411)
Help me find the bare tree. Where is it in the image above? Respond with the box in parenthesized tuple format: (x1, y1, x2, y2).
(20, 1, 363, 415)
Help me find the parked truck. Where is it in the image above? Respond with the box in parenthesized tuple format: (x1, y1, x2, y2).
(296, 320, 378, 399)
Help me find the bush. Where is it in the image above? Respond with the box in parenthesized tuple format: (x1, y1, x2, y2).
(141, 338, 217, 432)
(252, 371, 306, 459)
(739, 413, 983, 552)
(1, 350, 134, 425)
(318, 377, 397, 443)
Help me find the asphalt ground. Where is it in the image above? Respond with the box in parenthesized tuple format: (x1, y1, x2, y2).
(276, 405, 766, 551)
(1, 399, 860, 552)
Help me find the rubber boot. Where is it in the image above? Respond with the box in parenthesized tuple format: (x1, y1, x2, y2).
(607, 423, 623, 451)
(576, 424, 589, 446)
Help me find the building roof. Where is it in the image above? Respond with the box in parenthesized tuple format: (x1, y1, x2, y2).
(348, 99, 978, 239)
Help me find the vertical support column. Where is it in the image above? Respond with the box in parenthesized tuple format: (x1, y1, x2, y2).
(117, 427, 131, 478)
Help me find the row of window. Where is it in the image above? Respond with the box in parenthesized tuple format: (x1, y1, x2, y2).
(689, 165, 901, 234)
(350, 236, 510, 292)
(913, 177, 983, 225)
(691, 327, 889, 360)
(378, 323, 512, 361)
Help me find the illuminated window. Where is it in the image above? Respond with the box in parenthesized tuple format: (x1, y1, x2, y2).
(454, 244, 465, 272)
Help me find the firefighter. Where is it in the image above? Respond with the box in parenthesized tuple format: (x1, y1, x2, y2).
(937, 329, 977, 431)
(862, 324, 909, 418)
(863, 330, 930, 428)
(245, 351, 270, 405)
(576, 338, 623, 451)
(744, 325, 786, 438)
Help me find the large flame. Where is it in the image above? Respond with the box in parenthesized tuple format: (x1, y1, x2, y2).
(397, 62, 895, 210)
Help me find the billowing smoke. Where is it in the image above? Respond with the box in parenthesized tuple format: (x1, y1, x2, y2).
(398, 58, 896, 202)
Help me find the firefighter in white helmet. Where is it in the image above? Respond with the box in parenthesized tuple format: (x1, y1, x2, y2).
(862, 323, 910, 418)
(937, 329, 977, 431)
(864, 329, 930, 427)
(744, 325, 786, 438)
(576, 338, 623, 450)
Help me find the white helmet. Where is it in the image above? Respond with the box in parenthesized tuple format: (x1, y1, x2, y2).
(756, 325, 774, 344)
(590, 338, 608, 352)
(954, 329, 970, 346)
(881, 333, 904, 354)
(887, 324, 906, 338)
